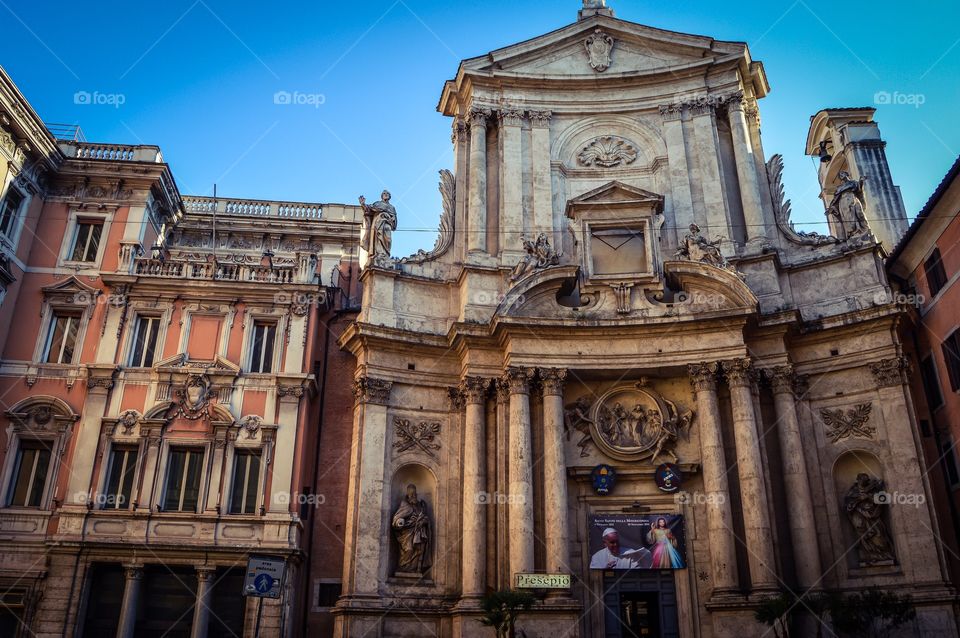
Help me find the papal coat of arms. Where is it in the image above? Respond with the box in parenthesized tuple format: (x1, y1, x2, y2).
(584, 29, 614, 72)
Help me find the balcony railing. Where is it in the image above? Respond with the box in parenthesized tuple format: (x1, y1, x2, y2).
(183, 196, 323, 220)
(134, 258, 296, 283)
(58, 141, 163, 163)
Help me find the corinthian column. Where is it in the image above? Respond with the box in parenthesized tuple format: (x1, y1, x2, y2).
(460, 376, 489, 600)
(687, 363, 738, 594)
(765, 365, 822, 589)
(540, 368, 570, 574)
(725, 92, 767, 243)
(468, 106, 491, 254)
(722, 358, 778, 593)
(504, 367, 535, 578)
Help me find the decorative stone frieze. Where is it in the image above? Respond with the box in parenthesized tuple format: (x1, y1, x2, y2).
(393, 417, 441, 458)
(820, 403, 874, 443)
(869, 356, 911, 388)
(539, 368, 567, 396)
(352, 376, 392, 405)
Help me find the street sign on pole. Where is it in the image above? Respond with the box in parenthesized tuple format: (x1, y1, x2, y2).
(244, 555, 286, 599)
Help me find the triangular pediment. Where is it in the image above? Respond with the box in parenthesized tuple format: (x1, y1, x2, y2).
(154, 353, 241, 373)
(566, 181, 664, 214)
(41, 276, 99, 296)
(460, 15, 744, 78)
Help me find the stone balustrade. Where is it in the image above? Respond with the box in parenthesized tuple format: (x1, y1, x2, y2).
(134, 257, 297, 283)
(59, 141, 164, 163)
(183, 195, 324, 219)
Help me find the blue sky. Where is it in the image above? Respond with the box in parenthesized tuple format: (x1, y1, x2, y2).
(2, 0, 958, 258)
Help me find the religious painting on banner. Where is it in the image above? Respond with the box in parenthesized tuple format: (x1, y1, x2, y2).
(589, 514, 686, 570)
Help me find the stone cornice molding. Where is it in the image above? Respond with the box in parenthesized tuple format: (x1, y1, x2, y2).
(870, 357, 911, 389)
(503, 366, 534, 395)
(721, 358, 756, 387)
(353, 376, 393, 405)
(460, 376, 491, 405)
(687, 362, 719, 392)
(539, 368, 567, 396)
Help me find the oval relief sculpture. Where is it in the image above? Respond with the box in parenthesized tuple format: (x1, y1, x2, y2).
(589, 382, 693, 463)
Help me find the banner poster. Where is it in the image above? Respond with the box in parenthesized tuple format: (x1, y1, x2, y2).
(589, 514, 686, 570)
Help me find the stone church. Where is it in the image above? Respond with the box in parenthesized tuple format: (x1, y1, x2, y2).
(335, 2, 956, 637)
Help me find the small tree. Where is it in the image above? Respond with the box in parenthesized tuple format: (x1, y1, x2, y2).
(479, 589, 536, 638)
(830, 588, 916, 638)
(754, 592, 794, 638)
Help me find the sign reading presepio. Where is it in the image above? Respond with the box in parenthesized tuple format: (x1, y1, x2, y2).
(515, 573, 571, 589)
(244, 554, 286, 599)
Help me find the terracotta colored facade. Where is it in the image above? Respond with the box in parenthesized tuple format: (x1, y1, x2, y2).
(0, 66, 361, 637)
(889, 155, 960, 586)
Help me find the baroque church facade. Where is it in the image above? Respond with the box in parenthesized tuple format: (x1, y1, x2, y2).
(335, 2, 957, 637)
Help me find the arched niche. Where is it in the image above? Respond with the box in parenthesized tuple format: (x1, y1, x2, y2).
(832, 450, 896, 569)
(388, 463, 437, 580)
(552, 115, 667, 167)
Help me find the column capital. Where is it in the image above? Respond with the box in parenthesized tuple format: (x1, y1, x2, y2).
(502, 367, 534, 395)
(498, 108, 526, 127)
(448, 387, 466, 411)
(277, 384, 305, 403)
(468, 106, 492, 127)
(539, 368, 567, 396)
(659, 103, 684, 122)
(460, 376, 490, 405)
(353, 376, 393, 405)
(764, 364, 796, 395)
(451, 117, 468, 143)
(721, 358, 756, 387)
(123, 564, 144, 580)
(688, 362, 719, 392)
(196, 566, 217, 580)
(723, 90, 746, 111)
(528, 110, 553, 128)
(495, 377, 510, 404)
(870, 356, 911, 389)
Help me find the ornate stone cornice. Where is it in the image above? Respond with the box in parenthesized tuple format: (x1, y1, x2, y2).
(870, 357, 911, 388)
(539, 368, 567, 396)
(503, 367, 534, 395)
(528, 110, 553, 128)
(688, 362, 719, 392)
(721, 358, 756, 387)
(460, 376, 490, 405)
(764, 365, 796, 395)
(353, 376, 392, 405)
(468, 106, 492, 128)
(498, 108, 525, 127)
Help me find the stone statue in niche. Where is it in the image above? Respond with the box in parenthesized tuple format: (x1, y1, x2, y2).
(827, 171, 870, 241)
(844, 473, 895, 565)
(392, 483, 432, 576)
(675, 223, 728, 269)
(359, 189, 398, 268)
(510, 233, 561, 282)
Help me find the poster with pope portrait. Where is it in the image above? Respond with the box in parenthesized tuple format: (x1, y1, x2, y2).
(589, 514, 686, 570)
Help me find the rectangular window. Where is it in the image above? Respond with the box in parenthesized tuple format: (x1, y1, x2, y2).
(162, 448, 204, 512)
(7, 440, 52, 507)
(103, 446, 138, 510)
(920, 355, 945, 411)
(70, 220, 104, 262)
(940, 436, 960, 489)
(0, 188, 24, 238)
(129, 316, 161, 368)
(943, 330, 960, 392)
(925, 248, 949, 297)
(249, 322, 277, 373)
(44, 312, 81, 364)
(229, 451, 261, 514)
